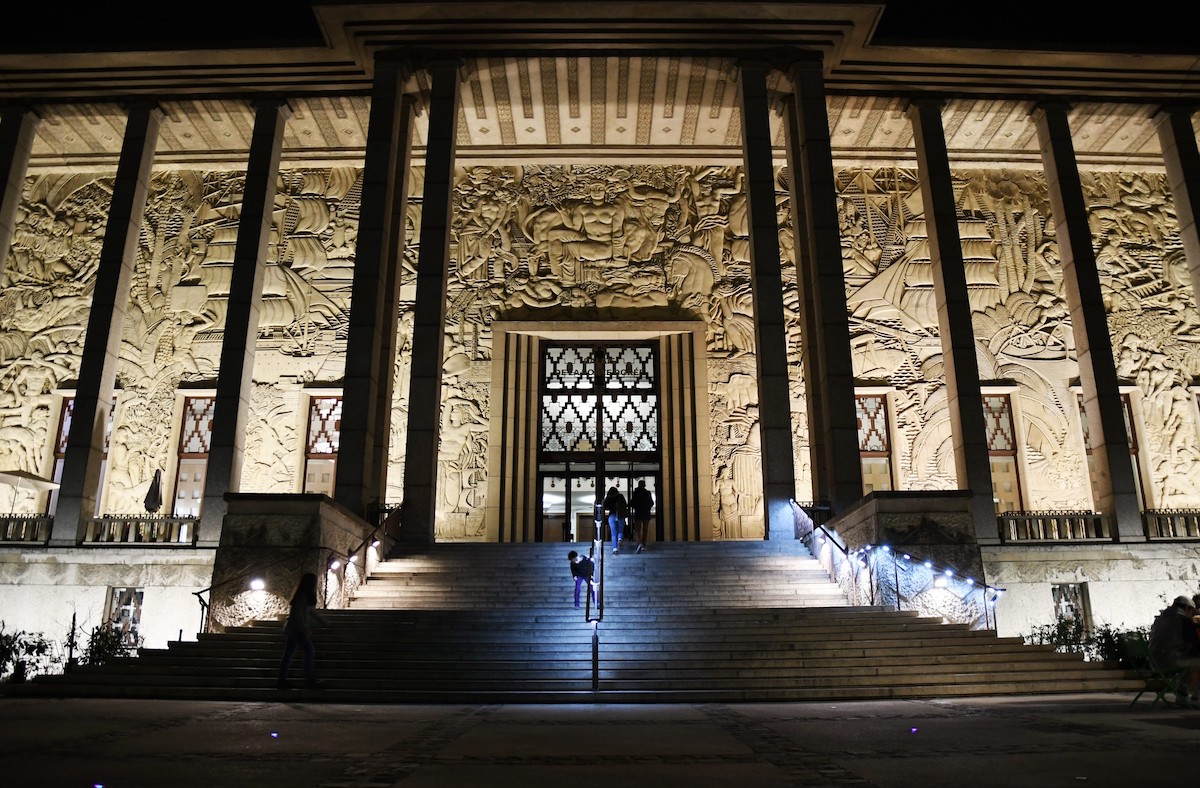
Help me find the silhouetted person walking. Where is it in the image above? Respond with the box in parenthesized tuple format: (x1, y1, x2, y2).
(630, 480, 654, 553)
(277, 572, 326, 689)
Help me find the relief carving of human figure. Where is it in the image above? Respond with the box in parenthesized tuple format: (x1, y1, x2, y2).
(524, 180, 628, 284)
(455, 184, 516, 281)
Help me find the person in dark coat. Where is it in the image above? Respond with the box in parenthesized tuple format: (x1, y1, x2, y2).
(277, 572, 327, 689)
(567, 551, 595, 609)
(1149, 595, 1200, 705)
(629, 480, 654, 554)
(602, 486, 628, 554)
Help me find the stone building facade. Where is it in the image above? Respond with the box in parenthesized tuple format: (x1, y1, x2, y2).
(1, 2, 1199, 653)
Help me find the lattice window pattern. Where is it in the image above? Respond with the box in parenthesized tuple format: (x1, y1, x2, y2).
(55, 397, 116, 457)
(306, 396, 343, 456)
(856, 394, 890, 453)
(1052, 582, 1091, 630)
(544, 346, 596, 390)
(541, 395, 599, 452)
(983, 394, 1016, 453)
(55, 398, 73, 457)
(602, 394, 659, 451)
(178, 397, 215, 456)
(603, 346, 655, 391)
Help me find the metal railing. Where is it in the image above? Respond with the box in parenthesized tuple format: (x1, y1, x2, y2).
(791, 500, 831, 536)
(192, 544, 351, 635)
(584, 503, 604, 691)
(191, 511, 392, 634)
(82, 515, 199, 546)
(795, 515, 862, 601)
(1143, 509, 1200, 540)
(0, 515, 53, 544)
(368, 502, 405, 542)
(795, 504, 1004, 630)
(998, 510, 1109, 543)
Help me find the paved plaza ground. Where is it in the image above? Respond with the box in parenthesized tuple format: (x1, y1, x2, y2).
(1, 693, 1197, 787)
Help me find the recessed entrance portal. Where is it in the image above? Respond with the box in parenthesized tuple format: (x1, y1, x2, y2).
(537, 343, 661, 543)
(486, 325, 711, 543)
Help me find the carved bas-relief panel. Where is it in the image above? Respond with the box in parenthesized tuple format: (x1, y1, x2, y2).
(1081, 171, 1200, 509)
(837, 166, 1098, 510)
(0, 167, 366, 516)
(835, 165, 1200, 516)
(436, 165, 772, 540)
(0, 174, 113, 510)
(107, 168, 364, 511)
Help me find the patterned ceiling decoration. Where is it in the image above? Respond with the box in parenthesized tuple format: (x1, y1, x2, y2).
(23, 66, 1167, 172)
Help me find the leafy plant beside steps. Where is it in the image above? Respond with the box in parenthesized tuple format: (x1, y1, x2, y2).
(1, 617, 141, 684)
(0, 621, 53, 682)
(1023, 614, 1143, 664)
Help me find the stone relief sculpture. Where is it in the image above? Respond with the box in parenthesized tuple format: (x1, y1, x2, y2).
(11, 159, 1197, 535)
(436, 164, 772, 538)
(0, 167, 367, 514)
(239, 383, 298, 493)
(1081, 171, 1200, 508)
(0, 174, 111, 509)
(835, 165, 1200, 513)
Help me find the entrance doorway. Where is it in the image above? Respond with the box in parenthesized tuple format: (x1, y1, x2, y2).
(536, 343, 661, 543)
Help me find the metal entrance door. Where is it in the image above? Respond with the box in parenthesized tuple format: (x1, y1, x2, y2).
(537, 343, 661, 542)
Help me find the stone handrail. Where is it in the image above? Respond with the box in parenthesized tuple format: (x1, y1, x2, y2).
(1143, 509, 1200, 540)
(997, 510, 1109, 542)
(82, 515, 199, 546)
(0, 515, 53, 544)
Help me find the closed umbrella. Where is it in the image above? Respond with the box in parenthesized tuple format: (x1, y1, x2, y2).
(143, 469, 163, 514)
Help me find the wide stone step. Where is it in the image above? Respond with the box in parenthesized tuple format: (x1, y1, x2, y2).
(14, 539, 1140, 703)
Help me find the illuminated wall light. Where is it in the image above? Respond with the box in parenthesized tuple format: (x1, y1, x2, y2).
(902, 554, 911, 560)
(923, 561, 932, 569)
(933, 575, 948, 588)
(371, 539, 381, 548)
(943, 569, 954, 577)
(249, 578, 265, 591)
(329, 559, 341, 571)
(349, 554, 358, 563)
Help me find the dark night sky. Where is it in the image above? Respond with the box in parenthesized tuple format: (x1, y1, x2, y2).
(1, 1, 1197, 55)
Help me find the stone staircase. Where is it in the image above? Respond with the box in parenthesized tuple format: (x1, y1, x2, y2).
(11, 540, 1143, 702)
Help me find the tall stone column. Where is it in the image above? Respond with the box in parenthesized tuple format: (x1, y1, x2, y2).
(1157, 108, 1200, 308)
(0, 108, 38, 278)
(335, 58, 415, 518)
(401, 60, 461, 543)
(907, 101, 998, 544)
(738, 61, 797, 539)
(51, 105, 161, 544)
(197, 100, 290, 546)
(783, 56, 863, 515)
(1036, 104, 1142, 540)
